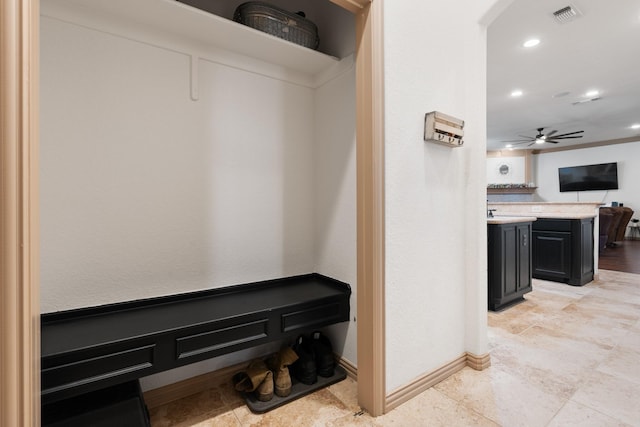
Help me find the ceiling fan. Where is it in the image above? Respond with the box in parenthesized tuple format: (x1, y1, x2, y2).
(503, 127, 584, 147)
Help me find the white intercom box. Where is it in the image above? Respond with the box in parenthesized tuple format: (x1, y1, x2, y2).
(424, 111, 464, 147)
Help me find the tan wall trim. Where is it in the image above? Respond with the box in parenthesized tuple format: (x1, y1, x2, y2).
(144, 355, 359, 410)
(384, 352, 489, 412)
(355, 0, 386, 417)
(0, 0, 40, 425)
(532, 136, 640, 154)
(337, 356, 358, 381)
(143, 361, 247, 409)
(144, 352, 487, 416)
(466, 352, 491, 371)
(385, 355, 468, 412)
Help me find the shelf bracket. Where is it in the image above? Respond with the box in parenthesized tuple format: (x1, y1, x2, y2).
(190, 54, 199, 101)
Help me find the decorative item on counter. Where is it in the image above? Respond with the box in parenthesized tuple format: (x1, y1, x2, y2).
(487, 183, 533, 188)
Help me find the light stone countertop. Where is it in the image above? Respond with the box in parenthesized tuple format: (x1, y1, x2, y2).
(486, 202, 601, 220)
(487, 216, 537, 224)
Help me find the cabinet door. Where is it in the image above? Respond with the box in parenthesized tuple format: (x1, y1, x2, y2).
(517, 223, 532, 292)
(570, 218, 594, 285)
(532, 230, 571, 281)
(501, 225, 518, 298)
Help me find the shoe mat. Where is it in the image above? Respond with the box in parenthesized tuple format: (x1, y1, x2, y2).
(241, 365, 347, 413)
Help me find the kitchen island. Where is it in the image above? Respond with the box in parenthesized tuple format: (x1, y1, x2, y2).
(487, 202, 602, 286)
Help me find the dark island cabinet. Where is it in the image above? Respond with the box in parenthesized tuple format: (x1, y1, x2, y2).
(532, 218, 594, 286)
(488, 221, 533, 311)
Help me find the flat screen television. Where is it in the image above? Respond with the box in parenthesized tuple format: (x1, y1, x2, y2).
(558, 162, 619, 192)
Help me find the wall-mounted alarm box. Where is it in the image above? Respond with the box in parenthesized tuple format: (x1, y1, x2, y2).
(424, 111, 464, 147)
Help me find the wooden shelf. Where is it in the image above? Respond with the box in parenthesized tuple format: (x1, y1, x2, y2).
(487, 187, 537, 194)
(41, 0, 341, 78)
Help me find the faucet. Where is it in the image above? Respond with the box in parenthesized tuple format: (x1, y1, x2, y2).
(488, 209, 496, 218)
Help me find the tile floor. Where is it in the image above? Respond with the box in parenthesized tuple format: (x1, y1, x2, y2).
(149, 270, 640, 426)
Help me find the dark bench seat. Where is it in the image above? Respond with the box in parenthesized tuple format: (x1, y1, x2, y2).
(41, 273, 351, 405)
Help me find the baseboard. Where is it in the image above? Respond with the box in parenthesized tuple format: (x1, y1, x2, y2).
(466, 352, 491, 371)
(143, 353, 357, 410)
(385, 354, 467, 412)
(384, 352, 489, 413)
(143, 360, 247, 409)
(144, 352, 488, 412)
(337, 356, 357, 380)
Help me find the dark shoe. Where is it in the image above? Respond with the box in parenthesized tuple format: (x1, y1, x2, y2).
(292, 335, 317, 385)
(266, 346, 298, 397)
(311, 331, 335, 377)
(232, 359, 273, 401)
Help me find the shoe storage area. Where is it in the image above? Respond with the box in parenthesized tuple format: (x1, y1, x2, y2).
(233, 332, 347, 413)
(40, 0, 357, 424)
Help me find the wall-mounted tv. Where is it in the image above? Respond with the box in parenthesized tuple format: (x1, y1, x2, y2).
(558, 162, 619, 192)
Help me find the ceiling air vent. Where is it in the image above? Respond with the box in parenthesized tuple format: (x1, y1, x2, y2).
(552, 5, 582, 24)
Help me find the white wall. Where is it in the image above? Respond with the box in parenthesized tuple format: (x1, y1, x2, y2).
(534, 141, 640, 225)
(41, 17, 316, 311)
(383, 0, 498, 392)
(314, 67, 358, 365)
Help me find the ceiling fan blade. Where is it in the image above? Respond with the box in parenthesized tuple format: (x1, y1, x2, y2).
(545, 130, 558, 138)
(552, 130, 584, 138)
(501, 139, 533, 143)
(546, 140, 559, 144)
(549, 135, 584, 140)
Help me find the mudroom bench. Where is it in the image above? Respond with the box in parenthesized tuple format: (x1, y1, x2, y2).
(40, 273, 351, 407)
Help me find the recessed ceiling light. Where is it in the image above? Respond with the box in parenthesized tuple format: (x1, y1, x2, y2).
(585, 90, 599, 97)
(506, 144, 513, 148)
(511, 90, 523, 97)
(523, 39, 540, 48)
(631, 124, 640, 129)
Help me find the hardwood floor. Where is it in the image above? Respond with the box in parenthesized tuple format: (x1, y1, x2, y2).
(598, 239, 640, 274)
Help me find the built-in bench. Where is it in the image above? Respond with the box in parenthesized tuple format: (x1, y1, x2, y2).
(41, 273, 351, 407)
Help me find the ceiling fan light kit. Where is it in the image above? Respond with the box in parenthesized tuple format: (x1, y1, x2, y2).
(502, 127, 584, 148)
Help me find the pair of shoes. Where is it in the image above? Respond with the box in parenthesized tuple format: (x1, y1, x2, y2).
(292, 335, 317, 385)
(311, 331, 335, 377)
(232, 359, 274, 402)
(291, 331, 335, 385)
(266, 347, 299, 397)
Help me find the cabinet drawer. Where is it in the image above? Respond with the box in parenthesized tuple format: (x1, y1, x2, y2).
(280, 301, 348, 333)
(42, 344, 156, 403)
(175, 316, 269, 362)
(532, 219, 572, 232)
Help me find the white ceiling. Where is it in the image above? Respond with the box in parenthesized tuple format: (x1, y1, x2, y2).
(487, 0, 640, 151)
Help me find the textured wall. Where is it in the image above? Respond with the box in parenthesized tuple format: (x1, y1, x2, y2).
(383, 0, 499, 392)
(40, 17, 316, 310)
(314, 65, 357, 365)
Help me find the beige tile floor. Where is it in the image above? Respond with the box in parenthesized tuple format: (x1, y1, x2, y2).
(149, 270, 640, 427)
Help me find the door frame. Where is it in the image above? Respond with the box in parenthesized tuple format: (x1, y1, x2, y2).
(1, 0, 40, 425)
(0, 0, 387, 421)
